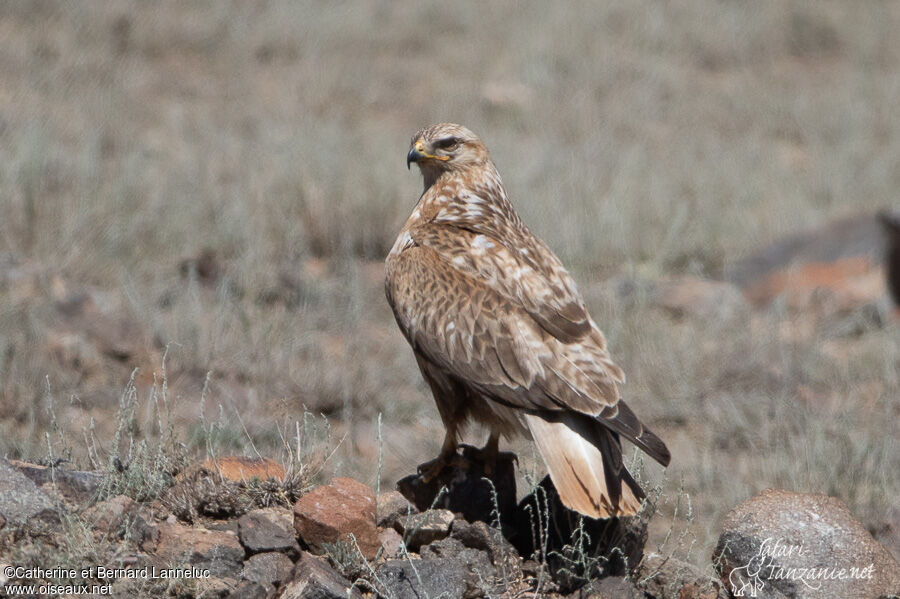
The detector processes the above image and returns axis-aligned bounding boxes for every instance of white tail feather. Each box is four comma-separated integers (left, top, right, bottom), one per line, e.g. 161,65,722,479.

525,413,642,519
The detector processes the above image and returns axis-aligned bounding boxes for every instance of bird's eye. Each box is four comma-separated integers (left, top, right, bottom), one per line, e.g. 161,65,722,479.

436,137,458,150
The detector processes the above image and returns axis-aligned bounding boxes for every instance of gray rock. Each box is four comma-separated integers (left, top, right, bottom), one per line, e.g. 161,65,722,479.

450,519,518,566
376,558,467,599
198,576,239,598
0,458,57,528
239,507,300,555
394,509,455,550
242,551,294,588
282,552,362,599
713,488,900,599
227,580,268,599
634,553,726,599
377,491,418,529
8,459,104,501
573,576,636,599
421,537,497,598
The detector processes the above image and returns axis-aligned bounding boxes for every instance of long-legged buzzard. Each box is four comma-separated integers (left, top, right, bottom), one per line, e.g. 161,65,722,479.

386,123,670,518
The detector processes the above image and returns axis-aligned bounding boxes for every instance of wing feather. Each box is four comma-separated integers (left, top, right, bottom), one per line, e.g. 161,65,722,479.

385,244,620,414
411,223,592,343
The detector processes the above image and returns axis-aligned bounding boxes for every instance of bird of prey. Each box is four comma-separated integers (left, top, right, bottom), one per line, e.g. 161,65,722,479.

385,123,670,518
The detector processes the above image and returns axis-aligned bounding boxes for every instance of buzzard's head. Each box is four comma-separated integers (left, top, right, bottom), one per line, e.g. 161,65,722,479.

407,123,490,177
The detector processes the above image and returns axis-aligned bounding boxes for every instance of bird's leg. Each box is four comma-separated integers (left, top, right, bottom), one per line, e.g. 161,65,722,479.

418,432,459,483
474,432,500,476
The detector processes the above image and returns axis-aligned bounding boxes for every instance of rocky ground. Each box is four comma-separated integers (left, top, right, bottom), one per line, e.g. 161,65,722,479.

1,211,899,599
1,448,898,599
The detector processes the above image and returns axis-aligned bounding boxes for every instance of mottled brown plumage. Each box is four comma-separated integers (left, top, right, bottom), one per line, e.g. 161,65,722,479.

386,123,670,518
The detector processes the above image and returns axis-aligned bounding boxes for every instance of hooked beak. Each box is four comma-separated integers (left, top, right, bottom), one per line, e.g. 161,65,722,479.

406,139,449,170
407,145,424,170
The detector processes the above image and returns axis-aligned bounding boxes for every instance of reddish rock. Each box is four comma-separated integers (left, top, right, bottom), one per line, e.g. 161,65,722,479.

200,456,285,482
85,495,136,532
727,213,883,288
379,527,404,559
154,521,245,577
743,255,884,310
293,477,380,560
724,211,898,315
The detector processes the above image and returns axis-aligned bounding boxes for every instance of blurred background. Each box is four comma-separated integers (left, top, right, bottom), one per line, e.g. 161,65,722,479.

0,1,897,564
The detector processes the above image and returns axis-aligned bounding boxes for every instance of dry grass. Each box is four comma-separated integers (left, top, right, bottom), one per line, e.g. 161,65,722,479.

0,0,897,567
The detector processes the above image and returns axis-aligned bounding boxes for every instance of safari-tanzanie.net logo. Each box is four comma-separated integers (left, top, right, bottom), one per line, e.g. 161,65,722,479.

727,537,876,597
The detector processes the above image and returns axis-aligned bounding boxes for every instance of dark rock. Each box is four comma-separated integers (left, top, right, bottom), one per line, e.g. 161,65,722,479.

450,519,518,566
394,509,454,551
713,488,900,599
421,537,497,598
194,576,239,598
154,521,245,577
397,444,517,535
0,458,57,529
239,507,300,555
228,580,268,599
376,558,467,599
724,212,895,315
634,553,726,599
8,459,104,501
514,475,646,591
569,575,635,599
242,551,294,589
293,477,380,560
726,213,883,288
377,490,418,529
126,511,158,548
282,552,363,599
880,208,900,306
